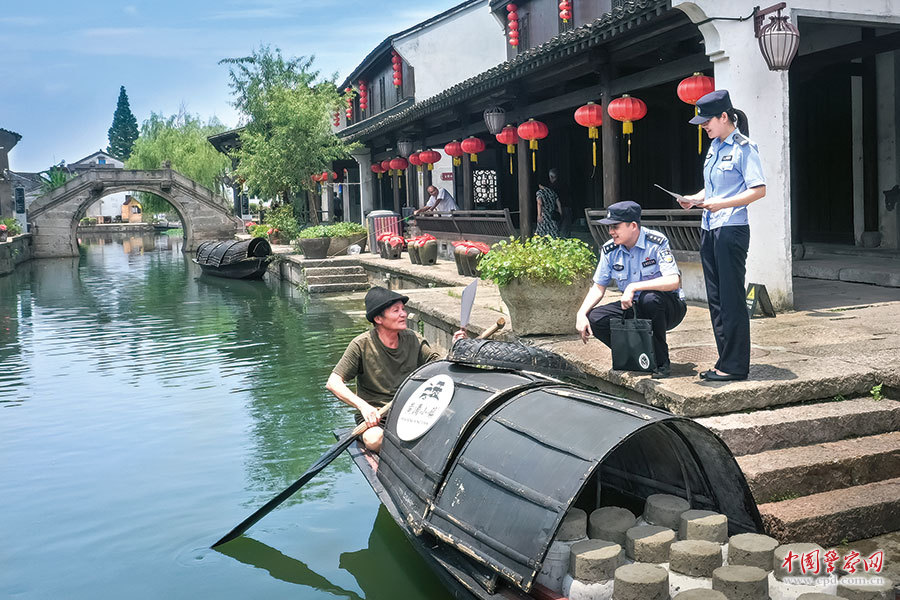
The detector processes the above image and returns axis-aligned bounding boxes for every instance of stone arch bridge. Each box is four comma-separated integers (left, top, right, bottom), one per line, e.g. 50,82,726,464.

28,168,242,258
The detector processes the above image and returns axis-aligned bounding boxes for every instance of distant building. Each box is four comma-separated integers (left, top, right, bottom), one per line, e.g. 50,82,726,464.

121,195,142,223
0,128,23,225
68,150,131,219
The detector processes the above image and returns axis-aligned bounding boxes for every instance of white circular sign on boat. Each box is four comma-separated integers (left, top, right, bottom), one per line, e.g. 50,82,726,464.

396,374,454,442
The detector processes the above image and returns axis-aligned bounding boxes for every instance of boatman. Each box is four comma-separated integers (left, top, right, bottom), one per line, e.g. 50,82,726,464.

574,201,687,379
327,287,465,452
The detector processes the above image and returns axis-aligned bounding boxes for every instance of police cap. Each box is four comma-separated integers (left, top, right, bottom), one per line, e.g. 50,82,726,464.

599,200,642,225
689,89,733,125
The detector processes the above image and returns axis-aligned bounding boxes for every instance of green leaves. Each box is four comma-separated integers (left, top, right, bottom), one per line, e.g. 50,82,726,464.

107,86,139,160
296,222,366,239
477,235,596,287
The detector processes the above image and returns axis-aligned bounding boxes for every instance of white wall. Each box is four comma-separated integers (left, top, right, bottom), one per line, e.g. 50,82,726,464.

392,0,506,102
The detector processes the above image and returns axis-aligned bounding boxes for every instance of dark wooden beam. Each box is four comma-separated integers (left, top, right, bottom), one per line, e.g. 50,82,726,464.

517,137,532,239
608,53,711,96
392,171,401,214
861,29,879,234
792,30,900,72
600,66,620,208
462,154,474,210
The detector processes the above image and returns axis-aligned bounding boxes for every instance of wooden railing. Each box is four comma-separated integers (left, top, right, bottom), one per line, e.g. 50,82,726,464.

414,209,516,245
585,208,703,260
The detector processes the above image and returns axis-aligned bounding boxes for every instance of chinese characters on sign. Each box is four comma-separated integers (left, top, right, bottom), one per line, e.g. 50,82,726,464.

395,374,454,441
781,549,884,575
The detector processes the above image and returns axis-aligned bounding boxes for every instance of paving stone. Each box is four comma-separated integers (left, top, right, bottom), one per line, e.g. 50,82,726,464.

680,510,729,543
625,525,676,563
712,565,769,600
837,576,895,599
590,506,637,546
727,533,780,570
558,507,588,541
570,539,623,583
773,543,825,581
612,563,669,600
670,540,724,577
644,494,691,529
796,593,849,599
674,590,728,600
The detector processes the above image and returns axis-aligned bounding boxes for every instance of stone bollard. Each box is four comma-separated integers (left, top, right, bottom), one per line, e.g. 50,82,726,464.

613,563,669,600
589,507,637,547
625,525,676,563
679,510,728,544
837,576,894,600
674,590,728,600
727,533,779,571
712,565,769,600
669,540,723,597
644,494,690,530
562,540,622,600
420,239,438,265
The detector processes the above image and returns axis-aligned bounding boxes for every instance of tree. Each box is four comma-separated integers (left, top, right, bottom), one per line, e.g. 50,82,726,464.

107,86,140,160
220,46,353,225
125,110,230,214
39,165,72,193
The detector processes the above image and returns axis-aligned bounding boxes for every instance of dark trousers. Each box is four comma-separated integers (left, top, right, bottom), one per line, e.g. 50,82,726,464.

588,291,687,367
700,225,751,376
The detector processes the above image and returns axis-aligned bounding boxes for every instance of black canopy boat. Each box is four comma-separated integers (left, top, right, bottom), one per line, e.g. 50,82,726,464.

193,238,272,280
340,339,764,600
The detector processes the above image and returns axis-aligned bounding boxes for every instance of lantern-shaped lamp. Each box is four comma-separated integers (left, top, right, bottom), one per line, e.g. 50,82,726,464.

408,151,422,173
756,7,800,71
460,137,486,163
444,141,464,167
397,139,414,157
483,106,506,135
677,73,715,154
574,102,604,167
495,125,520,175
517,118,549,172
418,149,441,171
607,95,647,164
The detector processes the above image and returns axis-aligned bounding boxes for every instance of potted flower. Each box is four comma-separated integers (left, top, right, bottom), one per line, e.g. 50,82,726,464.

478,236,596,335
325,222,368,255
296,225,330,259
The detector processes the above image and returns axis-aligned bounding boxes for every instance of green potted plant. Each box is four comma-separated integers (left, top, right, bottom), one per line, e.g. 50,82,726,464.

261,205,301,246
0,219,23,242
325,222,368,255
478,235,596,335
296,224,330,259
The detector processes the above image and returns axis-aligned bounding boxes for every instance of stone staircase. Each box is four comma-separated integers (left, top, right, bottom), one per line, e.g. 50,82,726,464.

696,398,900,547
304,265,370,294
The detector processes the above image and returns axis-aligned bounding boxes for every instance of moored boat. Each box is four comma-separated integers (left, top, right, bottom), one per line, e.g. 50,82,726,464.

193,238,272,280
344,339,764,599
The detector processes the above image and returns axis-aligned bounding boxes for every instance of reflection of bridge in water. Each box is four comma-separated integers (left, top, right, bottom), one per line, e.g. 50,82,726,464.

28,168,241,258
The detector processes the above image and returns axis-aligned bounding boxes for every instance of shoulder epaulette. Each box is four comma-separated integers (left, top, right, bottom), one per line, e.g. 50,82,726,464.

644,228,667,245
602,239,616,254
734,132,754,147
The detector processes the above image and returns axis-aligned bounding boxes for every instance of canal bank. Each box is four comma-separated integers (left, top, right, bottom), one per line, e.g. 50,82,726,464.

267,249,900,560
0,233,33,276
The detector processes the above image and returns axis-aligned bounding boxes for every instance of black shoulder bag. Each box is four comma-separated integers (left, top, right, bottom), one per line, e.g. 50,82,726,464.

609,305,656,372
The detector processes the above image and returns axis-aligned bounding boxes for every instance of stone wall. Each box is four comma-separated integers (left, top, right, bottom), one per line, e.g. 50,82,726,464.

0,234,34,276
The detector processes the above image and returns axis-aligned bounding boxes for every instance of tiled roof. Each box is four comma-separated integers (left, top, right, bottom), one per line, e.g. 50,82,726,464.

340,0,668,142
0,128,22,143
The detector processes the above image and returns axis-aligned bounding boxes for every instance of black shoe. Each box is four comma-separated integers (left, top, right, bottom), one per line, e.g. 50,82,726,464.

699,369,715,380
651,364,671,379
704,371,748,382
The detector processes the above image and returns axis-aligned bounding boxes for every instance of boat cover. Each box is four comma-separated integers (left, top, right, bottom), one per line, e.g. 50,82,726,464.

195,238,271,267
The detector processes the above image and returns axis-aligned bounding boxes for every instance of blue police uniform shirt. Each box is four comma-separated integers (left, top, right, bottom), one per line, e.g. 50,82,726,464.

592,227,683,299
702,129,766,230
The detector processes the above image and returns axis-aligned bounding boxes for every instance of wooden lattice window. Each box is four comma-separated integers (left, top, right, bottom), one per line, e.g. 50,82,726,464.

473,169,498,206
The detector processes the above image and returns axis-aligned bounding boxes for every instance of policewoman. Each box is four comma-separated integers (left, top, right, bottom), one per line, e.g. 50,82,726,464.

680,90,766,382
575,201,687,379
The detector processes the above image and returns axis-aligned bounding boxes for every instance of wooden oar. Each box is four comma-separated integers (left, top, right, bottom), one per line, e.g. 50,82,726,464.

211,317,506,548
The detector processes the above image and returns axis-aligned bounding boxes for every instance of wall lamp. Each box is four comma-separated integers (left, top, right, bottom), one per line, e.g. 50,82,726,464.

697,3,800,71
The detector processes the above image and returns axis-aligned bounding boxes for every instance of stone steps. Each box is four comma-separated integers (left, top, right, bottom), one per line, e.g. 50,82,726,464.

304,265,366,277
697,398,900,456
736,431,900,502
302,265,369,294
758,477,900,546
306,274,368,286
307,282,371,294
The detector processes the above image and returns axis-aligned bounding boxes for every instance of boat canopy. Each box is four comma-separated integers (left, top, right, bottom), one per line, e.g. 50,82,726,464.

378,358,762,594
195,238,271,267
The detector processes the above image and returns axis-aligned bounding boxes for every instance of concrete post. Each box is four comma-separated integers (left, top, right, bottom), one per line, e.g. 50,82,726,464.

351,149,374,220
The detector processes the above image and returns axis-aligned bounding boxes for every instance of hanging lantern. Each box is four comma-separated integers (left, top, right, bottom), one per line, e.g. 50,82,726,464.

391,50,403,88
332,111,341,127
607,94,647,164
517,118,549,172
397,139,414,157
677,73,715,154
460,136,486,163
417,149,441,171
756,8,800,71
559,0,572,23
408,151,423,173
483,106,506,135
495,125,520,175
444,140,464,167
390,157,408,189
574,102,604,167
507,3,519,47
381,159,392,176
371,164,384,179
358,80,368,114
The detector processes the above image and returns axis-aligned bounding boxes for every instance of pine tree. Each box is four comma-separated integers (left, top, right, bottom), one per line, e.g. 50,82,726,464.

107,86,139,160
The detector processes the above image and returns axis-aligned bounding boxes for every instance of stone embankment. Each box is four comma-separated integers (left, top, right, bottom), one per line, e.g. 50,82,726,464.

0,234,33,276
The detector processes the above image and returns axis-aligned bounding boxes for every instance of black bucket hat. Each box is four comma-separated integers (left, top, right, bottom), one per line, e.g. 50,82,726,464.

365,286,409,323
689,89,733,125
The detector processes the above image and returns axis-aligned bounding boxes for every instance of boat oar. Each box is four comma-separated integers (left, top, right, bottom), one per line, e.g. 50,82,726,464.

211,317,505,548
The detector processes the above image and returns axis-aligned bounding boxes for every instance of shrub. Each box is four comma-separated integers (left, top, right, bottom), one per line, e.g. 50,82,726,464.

297,222,366,239
477,235,596,287
261,205,300,241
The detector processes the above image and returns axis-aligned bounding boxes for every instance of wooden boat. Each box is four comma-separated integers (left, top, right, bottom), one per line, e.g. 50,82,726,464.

193,239,272,280
343,339,764,600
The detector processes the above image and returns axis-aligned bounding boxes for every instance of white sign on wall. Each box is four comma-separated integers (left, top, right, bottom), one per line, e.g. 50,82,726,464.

396,374,454,441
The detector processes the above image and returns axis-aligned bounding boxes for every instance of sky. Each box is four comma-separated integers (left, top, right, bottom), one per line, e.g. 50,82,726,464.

1,0,462,172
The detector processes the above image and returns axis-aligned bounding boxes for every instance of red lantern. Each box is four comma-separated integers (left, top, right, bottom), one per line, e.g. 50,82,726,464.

358,80,368,113
381,159,392,175
677,72,715,154
371,164,384,179
444,141,464,167
517,118,549,172
574,102,604,167
495,125,520,174
408,151,422,173
391,50,403,88
390,157,408,189
507,3,520,48
559,0,572,23
607,94,647,164
417,149,441,171
460,136,486,163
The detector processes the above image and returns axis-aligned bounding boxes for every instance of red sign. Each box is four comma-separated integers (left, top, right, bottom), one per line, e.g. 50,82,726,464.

440,172,454,181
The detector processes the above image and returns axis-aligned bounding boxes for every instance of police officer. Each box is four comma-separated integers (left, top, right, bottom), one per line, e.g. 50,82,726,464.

575,201,687,379
680,90,766,382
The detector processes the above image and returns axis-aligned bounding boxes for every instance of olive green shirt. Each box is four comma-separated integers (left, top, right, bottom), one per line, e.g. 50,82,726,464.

332,328,440,407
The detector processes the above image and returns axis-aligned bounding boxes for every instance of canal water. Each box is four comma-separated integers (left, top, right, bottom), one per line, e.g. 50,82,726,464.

0,233,452,600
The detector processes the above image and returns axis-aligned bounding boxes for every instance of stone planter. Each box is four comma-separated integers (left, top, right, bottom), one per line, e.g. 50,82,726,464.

297,237,330,259
329,234,367,256
420,239,438,265
0,232,7,243
499,277,591,336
